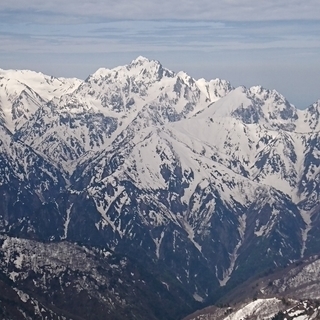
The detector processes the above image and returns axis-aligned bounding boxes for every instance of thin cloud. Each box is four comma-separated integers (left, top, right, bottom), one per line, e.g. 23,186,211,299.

1,20,319,54
2,0,320,22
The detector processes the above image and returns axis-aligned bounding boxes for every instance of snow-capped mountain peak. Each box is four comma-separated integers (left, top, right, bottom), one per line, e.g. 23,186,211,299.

1,57,320,320
0,68,82,131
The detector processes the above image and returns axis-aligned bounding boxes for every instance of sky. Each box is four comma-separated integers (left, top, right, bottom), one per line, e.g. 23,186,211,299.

0,0,319,108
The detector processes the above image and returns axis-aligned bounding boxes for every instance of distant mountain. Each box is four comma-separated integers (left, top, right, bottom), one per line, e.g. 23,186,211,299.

0,57,319,319
14,56,232,173
0,68,81,131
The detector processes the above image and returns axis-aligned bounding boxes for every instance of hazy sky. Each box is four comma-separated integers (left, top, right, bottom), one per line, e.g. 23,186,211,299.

1,1,319,108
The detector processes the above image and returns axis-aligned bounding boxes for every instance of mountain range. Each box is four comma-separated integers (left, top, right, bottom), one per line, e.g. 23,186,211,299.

0,57,319,319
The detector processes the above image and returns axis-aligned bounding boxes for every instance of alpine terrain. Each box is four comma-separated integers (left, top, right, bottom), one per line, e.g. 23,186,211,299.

0,57,319,319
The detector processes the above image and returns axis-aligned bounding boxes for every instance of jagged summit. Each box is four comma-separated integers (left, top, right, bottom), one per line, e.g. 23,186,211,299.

90,56,172,80
132,55,150,61
130,55,155,64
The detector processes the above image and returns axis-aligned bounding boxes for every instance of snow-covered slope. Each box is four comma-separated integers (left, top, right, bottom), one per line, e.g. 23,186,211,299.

0,122,65,198
184,298,320,320
69,114,307,295
0,68,81,131
0,122,66,241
